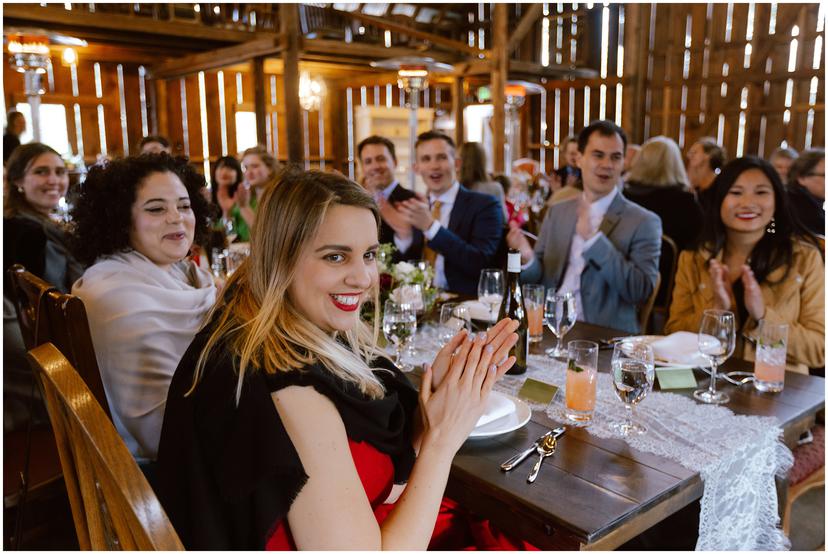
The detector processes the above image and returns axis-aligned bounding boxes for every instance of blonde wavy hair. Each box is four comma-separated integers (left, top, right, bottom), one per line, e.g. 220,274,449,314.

626,135,691,189
189,169,387,401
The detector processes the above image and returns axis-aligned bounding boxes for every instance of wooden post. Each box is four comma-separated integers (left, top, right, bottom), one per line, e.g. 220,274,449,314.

153,78,169,138
327,84,346,172
622,3,648,144
452,77,465,145
281,3,303,164
252,56,268,147
491,3,508,173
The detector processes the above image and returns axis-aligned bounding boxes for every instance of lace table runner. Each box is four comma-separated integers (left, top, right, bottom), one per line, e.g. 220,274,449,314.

401,325,793,551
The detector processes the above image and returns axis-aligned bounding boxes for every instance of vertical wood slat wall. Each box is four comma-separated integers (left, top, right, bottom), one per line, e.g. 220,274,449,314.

3,3,823,179
530,2,824,174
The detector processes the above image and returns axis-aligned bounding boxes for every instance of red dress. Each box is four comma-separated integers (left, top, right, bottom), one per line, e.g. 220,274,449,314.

265,440,537,551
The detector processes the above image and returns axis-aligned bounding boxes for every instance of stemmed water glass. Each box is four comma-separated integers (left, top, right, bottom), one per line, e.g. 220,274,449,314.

477,269,505,324
382,300,417,368
221,216,238,245
438,303,471,345
695,309,736,404
544,290,576,358
610,339,655,436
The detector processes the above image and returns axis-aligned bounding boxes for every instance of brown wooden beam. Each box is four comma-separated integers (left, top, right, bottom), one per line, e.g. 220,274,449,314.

332,8,489,58
153,79,169,138
507,4,543,56
622,3,647,144
252,57,268,147
3,4,270,43
281,3,303,164
452,76,465,145
464,58,598,80
491,4,507,172
149,36,284,79
302,38,460,65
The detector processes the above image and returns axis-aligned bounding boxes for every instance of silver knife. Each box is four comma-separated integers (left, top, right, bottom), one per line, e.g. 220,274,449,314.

500,427,566,471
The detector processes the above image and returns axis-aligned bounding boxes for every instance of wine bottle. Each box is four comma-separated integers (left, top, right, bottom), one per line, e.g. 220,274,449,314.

498,249,528,375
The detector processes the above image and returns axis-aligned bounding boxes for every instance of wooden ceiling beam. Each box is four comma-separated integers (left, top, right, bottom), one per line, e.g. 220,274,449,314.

3,4,271,43
460,58,598,80
507,4,543,56
149,35,284,79
302,38,462,65
331,8,489,57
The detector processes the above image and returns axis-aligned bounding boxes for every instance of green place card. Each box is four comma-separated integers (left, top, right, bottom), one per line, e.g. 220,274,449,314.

518,378,559,404
656,367,698,390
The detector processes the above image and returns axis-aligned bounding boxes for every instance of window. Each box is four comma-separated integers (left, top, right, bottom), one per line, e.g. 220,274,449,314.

16,103,72,158
235,111,258,154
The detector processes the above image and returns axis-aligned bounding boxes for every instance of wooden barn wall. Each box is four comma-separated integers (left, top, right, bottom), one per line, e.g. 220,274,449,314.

527,2,824,173
4,2,823,178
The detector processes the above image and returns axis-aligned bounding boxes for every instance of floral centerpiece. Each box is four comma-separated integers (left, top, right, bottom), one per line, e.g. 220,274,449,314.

363,244,437,323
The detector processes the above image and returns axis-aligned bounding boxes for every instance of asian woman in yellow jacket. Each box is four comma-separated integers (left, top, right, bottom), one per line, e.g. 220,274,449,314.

666,156,824,374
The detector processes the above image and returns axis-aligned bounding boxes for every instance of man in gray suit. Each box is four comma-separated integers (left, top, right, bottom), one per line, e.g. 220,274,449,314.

507,120,661,334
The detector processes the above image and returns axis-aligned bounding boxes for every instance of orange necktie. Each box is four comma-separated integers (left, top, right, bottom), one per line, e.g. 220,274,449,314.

422,200,442,267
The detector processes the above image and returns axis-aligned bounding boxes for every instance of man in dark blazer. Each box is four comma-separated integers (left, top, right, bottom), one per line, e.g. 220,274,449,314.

393,131,503,295
356,135,417,246
508,120,661,334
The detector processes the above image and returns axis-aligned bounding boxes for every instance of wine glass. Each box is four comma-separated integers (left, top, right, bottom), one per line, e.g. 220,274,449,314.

695,309,736,404
610,339,655,436
477,269,505,324
544,290,576,358
221,216,238,244
439,303,471,345
382,300,417,368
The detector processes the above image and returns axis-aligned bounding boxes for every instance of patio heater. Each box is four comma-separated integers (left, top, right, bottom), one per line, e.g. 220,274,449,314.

7,34,50,142
371,56,453,188
504,81,545,177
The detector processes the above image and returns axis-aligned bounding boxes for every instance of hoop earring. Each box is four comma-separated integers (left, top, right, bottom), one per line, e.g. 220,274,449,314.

16,186,23,193
766,217,776,234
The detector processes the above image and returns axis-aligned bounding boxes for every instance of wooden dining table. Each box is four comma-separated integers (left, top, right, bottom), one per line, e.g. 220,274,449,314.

439,321,825,550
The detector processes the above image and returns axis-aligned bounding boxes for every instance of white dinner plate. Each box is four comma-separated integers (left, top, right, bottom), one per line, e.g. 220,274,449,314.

614,334,711,368
468,392,531,438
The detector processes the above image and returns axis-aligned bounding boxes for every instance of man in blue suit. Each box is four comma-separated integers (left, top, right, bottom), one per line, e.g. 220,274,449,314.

392,131,503,295
507,121,661,334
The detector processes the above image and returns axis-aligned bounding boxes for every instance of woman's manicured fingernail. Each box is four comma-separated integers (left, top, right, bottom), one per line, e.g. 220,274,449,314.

489,364,497,373
485,344,494,354
479,332,487,342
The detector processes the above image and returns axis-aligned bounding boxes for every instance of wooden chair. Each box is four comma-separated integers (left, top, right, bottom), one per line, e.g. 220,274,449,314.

27,343,183,551
638,273,661,334
8,264,111,419
649,235,679,334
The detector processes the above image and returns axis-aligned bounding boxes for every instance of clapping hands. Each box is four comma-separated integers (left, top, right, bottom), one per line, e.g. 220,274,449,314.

708,260,766,321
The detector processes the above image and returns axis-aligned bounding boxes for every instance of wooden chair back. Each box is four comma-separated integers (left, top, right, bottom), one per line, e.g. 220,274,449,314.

27,343,183,551
7,264,111,420
7,264,55,349
655,235,679,309
638,273,661,335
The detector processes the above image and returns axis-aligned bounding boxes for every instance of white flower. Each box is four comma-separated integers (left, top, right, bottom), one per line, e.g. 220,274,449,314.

390,285,424,310
393,261,416,280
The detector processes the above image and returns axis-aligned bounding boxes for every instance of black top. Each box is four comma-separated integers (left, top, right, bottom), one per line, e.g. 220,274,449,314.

3,132,20,163
156,321,418,550
3,214,84,298
379,182,417,256
624,182,704,252
787,184,824,236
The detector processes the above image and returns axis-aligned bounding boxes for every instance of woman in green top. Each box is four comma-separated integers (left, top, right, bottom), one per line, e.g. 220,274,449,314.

233,146,281,242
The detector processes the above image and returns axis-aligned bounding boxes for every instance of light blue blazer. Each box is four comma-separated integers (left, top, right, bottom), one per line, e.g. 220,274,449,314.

521,192,662,333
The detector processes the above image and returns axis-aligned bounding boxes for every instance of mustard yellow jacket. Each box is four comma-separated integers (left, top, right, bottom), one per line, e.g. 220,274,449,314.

665,240,824,373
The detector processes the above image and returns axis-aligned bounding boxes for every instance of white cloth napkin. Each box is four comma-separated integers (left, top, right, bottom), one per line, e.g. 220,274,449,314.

650,331,710,367
475,392,516,428
460,300,496,322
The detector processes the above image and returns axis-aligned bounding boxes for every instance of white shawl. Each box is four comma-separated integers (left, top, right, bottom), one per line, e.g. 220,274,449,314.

72,250,216,461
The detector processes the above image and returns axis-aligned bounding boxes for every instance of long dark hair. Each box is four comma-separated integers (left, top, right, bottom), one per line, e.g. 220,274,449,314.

210,155,243,205
458,142,489,187
698,156,820,283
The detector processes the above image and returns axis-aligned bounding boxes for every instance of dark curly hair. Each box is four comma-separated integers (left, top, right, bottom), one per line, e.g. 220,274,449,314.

70,154,210,266
698,156,820,284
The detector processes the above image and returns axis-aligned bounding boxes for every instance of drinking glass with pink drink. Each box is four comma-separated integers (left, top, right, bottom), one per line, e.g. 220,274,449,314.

754,321,788,393
565,340,598,422
522,284,545,343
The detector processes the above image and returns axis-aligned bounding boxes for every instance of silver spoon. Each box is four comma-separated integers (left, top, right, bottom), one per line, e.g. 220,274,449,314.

527,434,557,483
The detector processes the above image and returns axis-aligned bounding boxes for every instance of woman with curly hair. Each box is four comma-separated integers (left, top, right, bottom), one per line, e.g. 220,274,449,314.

71,154,216,465
666,156,824,374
